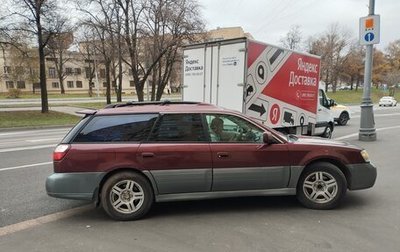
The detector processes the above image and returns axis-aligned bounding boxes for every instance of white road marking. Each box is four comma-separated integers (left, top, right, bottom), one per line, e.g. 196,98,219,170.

0,205,93,237
0,128,68,137
0,144,55,153
352,112,400,119
0,162,52,172
335,125,400,140
26,138,61,143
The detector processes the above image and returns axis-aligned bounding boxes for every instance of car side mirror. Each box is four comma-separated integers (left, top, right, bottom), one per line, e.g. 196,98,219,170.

263,131,274,145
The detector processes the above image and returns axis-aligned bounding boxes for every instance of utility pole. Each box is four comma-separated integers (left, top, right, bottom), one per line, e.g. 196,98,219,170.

359,0,378,141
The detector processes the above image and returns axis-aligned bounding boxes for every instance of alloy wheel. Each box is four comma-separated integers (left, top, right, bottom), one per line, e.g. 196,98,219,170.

110,180,145,214
302,171,338,204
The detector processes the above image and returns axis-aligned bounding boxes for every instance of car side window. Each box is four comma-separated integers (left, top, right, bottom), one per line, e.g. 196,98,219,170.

206,114,264,143
148,113,207,142
73,114,158,142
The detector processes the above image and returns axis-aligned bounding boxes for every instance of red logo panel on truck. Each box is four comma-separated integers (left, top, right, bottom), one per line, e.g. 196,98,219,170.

261,53,319,114
245,40,319,127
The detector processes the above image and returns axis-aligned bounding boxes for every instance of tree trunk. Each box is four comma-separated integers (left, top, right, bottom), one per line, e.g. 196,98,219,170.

151,67,157,101
350,76,354,90
58,51,65,94
105,61,111,104
116,56,123,102
136,84,144,101
37,17,48,113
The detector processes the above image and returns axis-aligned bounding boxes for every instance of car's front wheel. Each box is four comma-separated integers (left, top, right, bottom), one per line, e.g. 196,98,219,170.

297,162,347,209
338,112,349,126
101,172,154,221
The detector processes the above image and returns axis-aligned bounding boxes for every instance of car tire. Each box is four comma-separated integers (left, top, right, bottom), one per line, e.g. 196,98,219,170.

337,112,349,126
101,171,154,221
321,125,333,138
297,162,347,210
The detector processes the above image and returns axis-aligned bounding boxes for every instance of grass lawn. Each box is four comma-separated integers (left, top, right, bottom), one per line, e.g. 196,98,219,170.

0,111,81,128
71,102,107,109
326,88,400,105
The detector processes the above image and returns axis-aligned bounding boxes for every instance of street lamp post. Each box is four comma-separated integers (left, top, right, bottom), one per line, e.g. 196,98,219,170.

359,0,377,141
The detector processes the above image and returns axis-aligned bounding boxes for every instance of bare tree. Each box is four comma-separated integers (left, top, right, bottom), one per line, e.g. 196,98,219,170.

372,48,389,88
307,24,351,92
77,30,98,97
142,0,204,101
341,42,364,90
78,0,116,104
116,0,149,101
280,25,302,50
47,25,74,94
386,39,400,71
10,0,62,113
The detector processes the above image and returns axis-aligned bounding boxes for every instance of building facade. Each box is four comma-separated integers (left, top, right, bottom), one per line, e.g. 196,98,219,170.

0,27,252,95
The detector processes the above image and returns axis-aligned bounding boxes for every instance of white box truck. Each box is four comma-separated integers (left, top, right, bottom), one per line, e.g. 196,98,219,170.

182,38,335,138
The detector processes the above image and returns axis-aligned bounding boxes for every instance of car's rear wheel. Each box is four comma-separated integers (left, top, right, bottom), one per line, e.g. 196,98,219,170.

101,172,154,221
297,162,347,209
338,112,349,126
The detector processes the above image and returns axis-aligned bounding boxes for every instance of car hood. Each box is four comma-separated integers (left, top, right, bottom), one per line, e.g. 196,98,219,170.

332,104,348,110
291,135,359,149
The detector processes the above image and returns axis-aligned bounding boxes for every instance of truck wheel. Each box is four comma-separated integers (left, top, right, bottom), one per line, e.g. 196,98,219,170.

322,125,333,138
101,172,154,221
296,162,347,210
338,112,349,126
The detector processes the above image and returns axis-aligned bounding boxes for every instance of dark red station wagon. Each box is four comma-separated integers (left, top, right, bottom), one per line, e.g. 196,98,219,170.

46,101,377,220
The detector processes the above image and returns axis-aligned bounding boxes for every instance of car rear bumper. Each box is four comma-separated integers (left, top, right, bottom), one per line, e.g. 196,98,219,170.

46,172,106,201
347,163,377,190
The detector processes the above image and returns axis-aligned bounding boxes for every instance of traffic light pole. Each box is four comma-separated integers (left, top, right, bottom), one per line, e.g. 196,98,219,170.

359,0,377,141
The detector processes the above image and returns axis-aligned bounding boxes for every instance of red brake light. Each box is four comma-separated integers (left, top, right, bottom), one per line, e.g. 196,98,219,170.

53,144,70,161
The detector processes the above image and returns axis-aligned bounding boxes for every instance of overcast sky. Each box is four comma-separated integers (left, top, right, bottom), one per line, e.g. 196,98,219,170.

199,0,399,51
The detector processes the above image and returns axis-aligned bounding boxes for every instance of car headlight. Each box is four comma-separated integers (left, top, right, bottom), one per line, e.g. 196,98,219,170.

361,150,370,162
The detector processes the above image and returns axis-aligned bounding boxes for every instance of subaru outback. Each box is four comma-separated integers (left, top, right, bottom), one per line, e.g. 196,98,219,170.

46,101,377,220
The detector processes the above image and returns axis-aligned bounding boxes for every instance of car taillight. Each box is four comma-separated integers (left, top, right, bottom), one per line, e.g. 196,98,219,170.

53,144,70,161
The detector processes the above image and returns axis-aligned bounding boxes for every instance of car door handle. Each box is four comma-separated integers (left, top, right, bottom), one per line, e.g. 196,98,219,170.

141,152,155,158
217,152,229,158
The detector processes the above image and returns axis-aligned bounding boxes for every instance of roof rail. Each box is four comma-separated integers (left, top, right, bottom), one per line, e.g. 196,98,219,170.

104,100,200,109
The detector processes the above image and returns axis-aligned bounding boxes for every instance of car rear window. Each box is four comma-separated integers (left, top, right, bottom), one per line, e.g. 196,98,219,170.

61,116,92,144
73,114,158,142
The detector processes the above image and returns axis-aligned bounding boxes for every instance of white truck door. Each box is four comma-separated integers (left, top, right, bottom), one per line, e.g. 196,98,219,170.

213,42,246,112
315,89,334,136
183,47,207,102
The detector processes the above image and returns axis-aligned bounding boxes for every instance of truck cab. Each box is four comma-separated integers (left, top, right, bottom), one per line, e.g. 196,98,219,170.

313,87,335,138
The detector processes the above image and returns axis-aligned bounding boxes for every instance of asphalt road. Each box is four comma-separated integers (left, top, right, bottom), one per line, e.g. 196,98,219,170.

0,128,88,227
0,105,400,251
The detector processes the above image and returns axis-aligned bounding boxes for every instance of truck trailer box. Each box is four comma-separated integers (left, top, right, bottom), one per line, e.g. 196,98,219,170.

182,38,333,136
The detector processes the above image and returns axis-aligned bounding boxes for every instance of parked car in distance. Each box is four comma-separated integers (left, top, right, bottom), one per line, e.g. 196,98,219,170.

46,101,377,221
331,102,351,126
338,85,351,90
379,96,397,107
